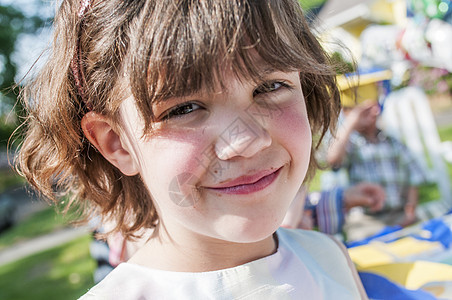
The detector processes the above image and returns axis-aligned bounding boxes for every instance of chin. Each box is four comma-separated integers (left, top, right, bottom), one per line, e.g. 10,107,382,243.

218,217,282,244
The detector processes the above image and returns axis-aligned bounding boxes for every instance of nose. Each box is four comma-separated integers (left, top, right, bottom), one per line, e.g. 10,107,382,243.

214,115,272,160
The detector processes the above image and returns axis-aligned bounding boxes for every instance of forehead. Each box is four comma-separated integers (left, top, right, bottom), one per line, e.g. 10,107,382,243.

127,1,315,97
128,51,297,113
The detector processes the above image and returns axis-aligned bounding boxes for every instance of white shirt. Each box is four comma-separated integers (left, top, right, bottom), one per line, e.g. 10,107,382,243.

80,228,362,299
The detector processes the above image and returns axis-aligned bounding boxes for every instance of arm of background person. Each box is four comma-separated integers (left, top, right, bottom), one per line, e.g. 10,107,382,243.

282,183,385,235
316,183,385,235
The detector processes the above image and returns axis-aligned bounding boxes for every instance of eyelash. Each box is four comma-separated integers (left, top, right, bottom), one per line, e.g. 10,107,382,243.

161,102,202,121
253,81,291,97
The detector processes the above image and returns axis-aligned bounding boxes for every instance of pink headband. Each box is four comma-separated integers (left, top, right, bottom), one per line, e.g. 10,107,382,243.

71,0,93,111
77,0,91,17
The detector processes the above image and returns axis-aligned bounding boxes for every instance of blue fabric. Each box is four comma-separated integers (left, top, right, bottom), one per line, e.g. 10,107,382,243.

347,217,452,249
412,218,452,249
347,225,402,248
359,272,436,300
316,187,345,235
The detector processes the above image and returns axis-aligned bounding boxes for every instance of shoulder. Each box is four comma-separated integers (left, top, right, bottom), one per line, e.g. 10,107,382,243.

276,228,365,299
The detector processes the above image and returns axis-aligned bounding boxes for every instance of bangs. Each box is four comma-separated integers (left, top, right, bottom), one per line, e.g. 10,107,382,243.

127,0,334,129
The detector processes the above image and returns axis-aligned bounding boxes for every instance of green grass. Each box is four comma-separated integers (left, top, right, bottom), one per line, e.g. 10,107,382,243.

0,206,76,251
438,124,452,183
417,124,452,203
0,235,96,300
439,125,452,141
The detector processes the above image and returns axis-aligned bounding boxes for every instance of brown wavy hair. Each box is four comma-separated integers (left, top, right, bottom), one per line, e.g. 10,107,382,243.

17,0,341,239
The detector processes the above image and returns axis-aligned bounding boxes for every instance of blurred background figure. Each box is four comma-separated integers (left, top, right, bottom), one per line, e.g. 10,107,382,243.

327,97,426,241
282,182,385,237
313,0,452,241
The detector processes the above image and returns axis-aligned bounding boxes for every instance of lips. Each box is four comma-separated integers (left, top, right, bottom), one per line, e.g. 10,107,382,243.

205,167,282,195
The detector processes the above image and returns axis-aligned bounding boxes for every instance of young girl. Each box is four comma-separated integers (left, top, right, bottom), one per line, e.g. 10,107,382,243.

17,0,366,298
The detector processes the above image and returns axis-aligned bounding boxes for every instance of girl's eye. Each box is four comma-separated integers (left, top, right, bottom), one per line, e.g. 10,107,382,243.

162,103,201,120
253,81,289,97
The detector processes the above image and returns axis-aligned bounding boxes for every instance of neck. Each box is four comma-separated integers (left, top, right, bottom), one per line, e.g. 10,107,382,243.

128,225,278,272
359,126,378,142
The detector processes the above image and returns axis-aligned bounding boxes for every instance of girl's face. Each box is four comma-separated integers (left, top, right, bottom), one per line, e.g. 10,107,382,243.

120,70,311,245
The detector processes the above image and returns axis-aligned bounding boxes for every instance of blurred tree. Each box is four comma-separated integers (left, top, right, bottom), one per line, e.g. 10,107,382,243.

0,4,49,147
331,51,356,74
299,0,327,10
299,0,327,19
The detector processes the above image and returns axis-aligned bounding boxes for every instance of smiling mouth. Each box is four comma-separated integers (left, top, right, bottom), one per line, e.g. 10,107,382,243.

206,167,282,195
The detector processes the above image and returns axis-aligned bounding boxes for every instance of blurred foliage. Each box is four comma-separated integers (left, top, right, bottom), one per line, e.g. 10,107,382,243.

299,0,328,23
299,0,327,10
409,66,452,96
0,3,50,147
331,52,356,75
0,115,17,149
0,170,24,193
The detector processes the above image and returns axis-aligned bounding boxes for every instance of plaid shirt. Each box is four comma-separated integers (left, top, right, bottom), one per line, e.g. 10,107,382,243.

342,130,426,210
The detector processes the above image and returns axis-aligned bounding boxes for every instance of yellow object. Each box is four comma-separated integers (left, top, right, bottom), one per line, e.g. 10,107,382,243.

383,236,443,258
371,0,408,26
348,237,443,268
348,242,395,268
361,261,452,290
337,69,392,107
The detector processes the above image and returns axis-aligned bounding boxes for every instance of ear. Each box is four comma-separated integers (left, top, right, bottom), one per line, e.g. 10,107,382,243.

81,112,139,176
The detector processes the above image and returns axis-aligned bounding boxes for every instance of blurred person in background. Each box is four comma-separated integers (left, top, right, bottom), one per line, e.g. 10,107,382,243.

327,99,426,241
282,183,385,236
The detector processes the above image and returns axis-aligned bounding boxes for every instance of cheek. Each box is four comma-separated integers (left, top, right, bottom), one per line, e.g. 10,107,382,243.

137,131,211,195
274,104,312,163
